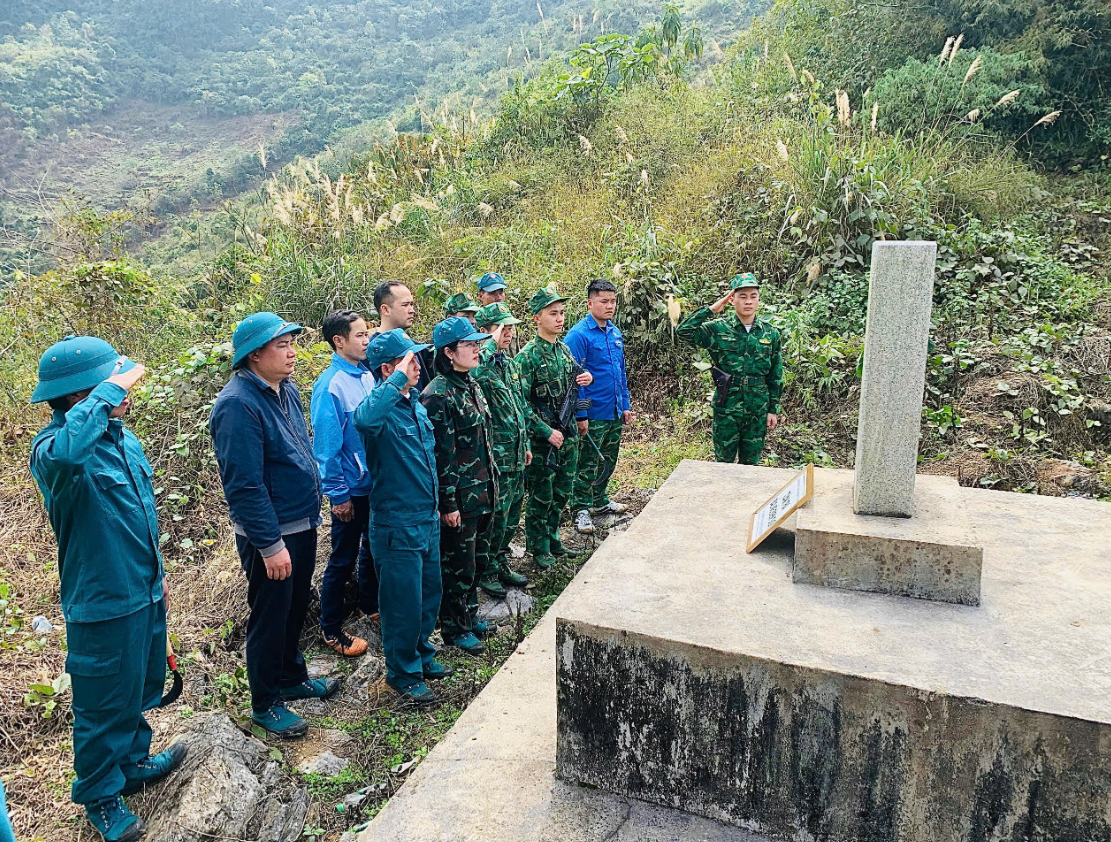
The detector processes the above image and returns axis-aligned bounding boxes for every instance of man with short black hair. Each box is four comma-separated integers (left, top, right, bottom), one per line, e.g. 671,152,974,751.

210,312,339,739
311,310,378,657
372,281,433,390
566,279,632,533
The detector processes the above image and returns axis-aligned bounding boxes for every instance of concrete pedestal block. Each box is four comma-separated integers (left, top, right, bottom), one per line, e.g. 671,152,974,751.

793,471,983,605
554,462,1111,842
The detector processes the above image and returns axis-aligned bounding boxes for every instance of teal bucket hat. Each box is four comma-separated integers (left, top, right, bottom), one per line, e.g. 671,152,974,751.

367,329,430,370
232,312,303,369
432,317,491,349
31,335,137,403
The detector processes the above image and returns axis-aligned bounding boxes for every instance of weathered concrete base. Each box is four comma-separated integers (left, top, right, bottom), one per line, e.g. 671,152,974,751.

793,471,983,605
556,462,1111,842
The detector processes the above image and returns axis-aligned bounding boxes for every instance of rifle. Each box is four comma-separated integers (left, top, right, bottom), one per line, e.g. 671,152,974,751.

537,362,592,469
710,366,733,408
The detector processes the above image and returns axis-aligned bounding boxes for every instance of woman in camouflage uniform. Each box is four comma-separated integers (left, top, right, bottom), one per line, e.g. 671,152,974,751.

421,317,498,655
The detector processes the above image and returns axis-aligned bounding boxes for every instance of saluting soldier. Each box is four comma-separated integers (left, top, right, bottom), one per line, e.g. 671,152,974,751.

421,317,498,655
676,273,783,465
30,336,186,842
515,287,593,568
472,302,531,596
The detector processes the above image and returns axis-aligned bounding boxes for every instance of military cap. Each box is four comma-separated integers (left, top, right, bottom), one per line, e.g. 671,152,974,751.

232,311,303,369
477,272,507,292
443,293,481,316
367,329,430,369
528,286,568,315
432,316,491,349
730,273,761,290
475,302,521,327
31,336,138,403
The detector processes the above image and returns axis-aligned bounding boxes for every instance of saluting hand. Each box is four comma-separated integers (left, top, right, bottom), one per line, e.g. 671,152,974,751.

107,362,147,392
263,547,292,581
400,351,420,388
709,291,734,315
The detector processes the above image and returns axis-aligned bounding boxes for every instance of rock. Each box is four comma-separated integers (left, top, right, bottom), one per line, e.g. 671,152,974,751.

340,654,385,702
504,588,534,616
321,728,354,746
307,653,337,678
477,588,534,622
141,713,308,842
298,750,350,776
508,543,525,559
476,597,511,621
346,615,384,655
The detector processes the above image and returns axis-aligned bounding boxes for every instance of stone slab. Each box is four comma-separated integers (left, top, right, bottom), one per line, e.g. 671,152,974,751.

555,462,1111,842
358,514,769,842
793,470,983,604
854,240,937,516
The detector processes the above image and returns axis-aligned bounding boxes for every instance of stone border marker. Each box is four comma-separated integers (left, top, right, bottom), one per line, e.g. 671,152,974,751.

853,240,937,517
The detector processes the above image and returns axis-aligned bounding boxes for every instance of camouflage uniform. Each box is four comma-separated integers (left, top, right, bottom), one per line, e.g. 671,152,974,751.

420,370,498,641
516,336,579,561
472,339,529,576
677,308,783,465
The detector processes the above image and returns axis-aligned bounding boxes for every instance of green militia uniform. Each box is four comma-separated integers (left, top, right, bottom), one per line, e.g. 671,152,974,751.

677,309,783,464
472,339,529,578
420,371,498,641
515,336,579,562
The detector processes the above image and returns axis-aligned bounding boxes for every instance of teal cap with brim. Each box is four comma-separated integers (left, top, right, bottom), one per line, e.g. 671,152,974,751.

367,329,430,370
31,335,137,403
433,316,492,349
231,312,303,369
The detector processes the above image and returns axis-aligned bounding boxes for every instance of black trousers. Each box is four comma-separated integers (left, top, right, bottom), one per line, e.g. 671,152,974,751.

236,528,316,713
319,495,378,636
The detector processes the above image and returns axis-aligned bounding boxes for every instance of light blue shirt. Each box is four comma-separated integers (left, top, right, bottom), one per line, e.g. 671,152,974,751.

311,353,376,504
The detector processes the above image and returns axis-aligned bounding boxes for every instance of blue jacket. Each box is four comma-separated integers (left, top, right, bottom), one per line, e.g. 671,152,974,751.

353,368,439,527
311,354,375,504
209,370,322,556
30,381,163,624
565,315,631,420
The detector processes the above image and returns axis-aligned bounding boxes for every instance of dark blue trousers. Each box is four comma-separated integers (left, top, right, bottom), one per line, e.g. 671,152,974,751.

370,516,442,689
236,528,315,713
319,495,378,637
67,599,165,805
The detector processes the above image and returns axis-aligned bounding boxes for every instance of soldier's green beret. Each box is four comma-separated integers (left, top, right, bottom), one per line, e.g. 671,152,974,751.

730,273,760,290
528,286,567,315
476,302,521,327
443,293,480,316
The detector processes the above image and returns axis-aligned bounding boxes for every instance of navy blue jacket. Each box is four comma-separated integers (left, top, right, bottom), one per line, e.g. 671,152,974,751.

210,370,322,555
354,368,438,527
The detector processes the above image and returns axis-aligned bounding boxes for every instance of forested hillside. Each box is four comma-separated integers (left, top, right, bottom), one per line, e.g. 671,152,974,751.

1,0,1109,839
0,0,761,274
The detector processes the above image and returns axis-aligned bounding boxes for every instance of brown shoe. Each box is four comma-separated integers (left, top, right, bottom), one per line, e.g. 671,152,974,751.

323,630,368,657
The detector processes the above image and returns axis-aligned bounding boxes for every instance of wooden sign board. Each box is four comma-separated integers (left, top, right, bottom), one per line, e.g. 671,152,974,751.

746,464,815,553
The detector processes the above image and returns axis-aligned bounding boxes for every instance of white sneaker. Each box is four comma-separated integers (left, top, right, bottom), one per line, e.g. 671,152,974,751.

592,500,627,515
574,510,595,534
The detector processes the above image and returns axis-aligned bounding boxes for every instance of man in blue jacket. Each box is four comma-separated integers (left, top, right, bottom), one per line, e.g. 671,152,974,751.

354,330,447,707
30,336,187,842
209,312,338,738
565,279,632,534
311,310,377,658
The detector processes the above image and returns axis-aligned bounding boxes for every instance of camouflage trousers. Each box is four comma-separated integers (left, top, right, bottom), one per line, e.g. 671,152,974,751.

712,407,767,465
571,419,623,512
487,468,525,566
524,438,579,556
438,511,494,641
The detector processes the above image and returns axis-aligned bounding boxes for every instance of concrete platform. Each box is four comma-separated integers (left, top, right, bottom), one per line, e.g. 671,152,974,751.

358,507,768,841
556,463,1111,841
793,471,983,605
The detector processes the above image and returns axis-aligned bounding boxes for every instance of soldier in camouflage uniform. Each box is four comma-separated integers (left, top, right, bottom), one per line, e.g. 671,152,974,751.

676,273,783,464
516,287,594,568
472,303,531,596
420,317,497,655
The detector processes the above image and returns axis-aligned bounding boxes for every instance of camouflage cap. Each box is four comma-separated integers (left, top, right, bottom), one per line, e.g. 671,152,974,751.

443,293,480,316
528,286,568,315
475,302,522,327
730,272,760,290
